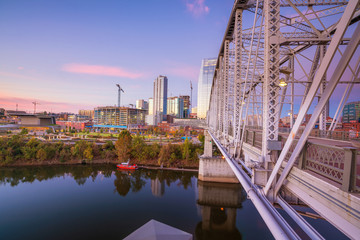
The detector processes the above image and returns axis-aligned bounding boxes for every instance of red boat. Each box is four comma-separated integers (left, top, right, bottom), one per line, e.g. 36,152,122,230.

117,160,138,170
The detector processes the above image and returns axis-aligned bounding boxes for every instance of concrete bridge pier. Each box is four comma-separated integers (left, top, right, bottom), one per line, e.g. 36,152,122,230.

196,181,244,239
199,132,239,183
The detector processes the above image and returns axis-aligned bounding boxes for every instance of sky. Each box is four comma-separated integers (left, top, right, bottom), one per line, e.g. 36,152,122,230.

0,0,359,117
0,0,233,113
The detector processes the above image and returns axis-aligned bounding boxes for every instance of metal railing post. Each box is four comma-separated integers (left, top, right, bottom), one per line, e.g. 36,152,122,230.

252,131,256,146
298,142,307,170
341,147,357,192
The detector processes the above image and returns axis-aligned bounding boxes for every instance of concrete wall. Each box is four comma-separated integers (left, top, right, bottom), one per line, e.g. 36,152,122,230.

21,116,40,125
199,156,239,183
39,118,54,126
173,118,206,128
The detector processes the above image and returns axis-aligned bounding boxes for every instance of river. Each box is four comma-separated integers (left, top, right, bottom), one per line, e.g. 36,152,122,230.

0,165,347,239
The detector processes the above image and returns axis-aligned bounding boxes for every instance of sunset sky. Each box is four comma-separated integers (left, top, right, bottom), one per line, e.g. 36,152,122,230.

0,0,359,116
0,0,233,113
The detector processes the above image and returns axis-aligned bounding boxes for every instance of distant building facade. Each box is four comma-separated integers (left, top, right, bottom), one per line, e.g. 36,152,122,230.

56,121,92,131
167,97,184,119
148,98,154,115
78,110,94,119
136,99,148,110
180,95,190,118
68,114,92,121
0,108,5,119
197,58,216,119
342,101,360,123
94,106,146,130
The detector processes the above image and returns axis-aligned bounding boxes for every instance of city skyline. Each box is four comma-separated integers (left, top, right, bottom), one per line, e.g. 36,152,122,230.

0,0,234,113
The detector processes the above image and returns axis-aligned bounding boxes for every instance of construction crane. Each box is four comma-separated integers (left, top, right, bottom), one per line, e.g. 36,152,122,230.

32,101,40,114
190,81,193,108
116,84,124,107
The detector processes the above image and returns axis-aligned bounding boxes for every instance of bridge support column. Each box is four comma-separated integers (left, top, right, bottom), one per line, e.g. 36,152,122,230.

204,131,213,157
199,156,239,183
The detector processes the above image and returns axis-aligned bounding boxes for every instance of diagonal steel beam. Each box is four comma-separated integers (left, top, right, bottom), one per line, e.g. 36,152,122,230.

263,0,359,195
274,19,360,196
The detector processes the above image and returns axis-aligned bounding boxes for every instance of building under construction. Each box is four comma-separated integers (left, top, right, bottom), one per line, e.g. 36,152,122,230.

93,106,146,130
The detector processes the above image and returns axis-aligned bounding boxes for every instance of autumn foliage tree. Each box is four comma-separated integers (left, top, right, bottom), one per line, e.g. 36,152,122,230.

115,130,132,162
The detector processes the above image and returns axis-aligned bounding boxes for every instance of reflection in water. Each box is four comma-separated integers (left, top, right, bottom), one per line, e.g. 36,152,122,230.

113,170,146,196
196,181,246,240
151,177,165,197
0,165,115,187
0,166,195,199
113,169,194,197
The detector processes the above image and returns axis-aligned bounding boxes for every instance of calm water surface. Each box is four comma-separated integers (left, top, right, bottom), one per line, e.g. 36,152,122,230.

0,165,347,239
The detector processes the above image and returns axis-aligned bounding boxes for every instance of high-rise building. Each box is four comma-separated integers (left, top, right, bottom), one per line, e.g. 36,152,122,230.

342,101,360,123
197,58,216,119
167,97,184,118
148,98,154,115
136,99,148,110
153,75,168,124
180,95,190,118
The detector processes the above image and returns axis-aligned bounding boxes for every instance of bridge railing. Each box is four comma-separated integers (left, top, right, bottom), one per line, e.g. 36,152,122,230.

241,128,262,149
242,127,359,192
294,141,359,192
278,127,360,141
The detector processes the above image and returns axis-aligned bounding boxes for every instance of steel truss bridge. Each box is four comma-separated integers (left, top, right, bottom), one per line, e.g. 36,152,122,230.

205,0,360,239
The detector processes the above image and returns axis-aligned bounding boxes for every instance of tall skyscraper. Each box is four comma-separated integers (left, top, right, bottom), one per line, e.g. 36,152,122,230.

197,58,217,119
153,75,168,124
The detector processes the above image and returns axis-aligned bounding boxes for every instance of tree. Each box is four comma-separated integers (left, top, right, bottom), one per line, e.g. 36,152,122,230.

182,138,191,161
71,140,88,159
83,146,93,162
59,147,71,162
20,128,28,135
158,144,170,166
115,130,132,162
36,148,47,161
21,146,37,160
131,135,146,161
198,133,205,146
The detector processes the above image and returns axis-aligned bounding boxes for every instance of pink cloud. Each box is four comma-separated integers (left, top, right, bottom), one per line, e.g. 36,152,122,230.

62,63,143,79
185,0,210,17
0,71,39,81
167,66,200,80
0,95,94,113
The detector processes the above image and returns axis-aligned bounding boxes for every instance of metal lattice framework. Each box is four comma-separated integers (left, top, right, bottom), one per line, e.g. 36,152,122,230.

207,0,360,239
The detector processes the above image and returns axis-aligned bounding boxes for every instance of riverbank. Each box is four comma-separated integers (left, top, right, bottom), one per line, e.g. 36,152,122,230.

2,157,200,171
139,165,198,172
0,133,202,169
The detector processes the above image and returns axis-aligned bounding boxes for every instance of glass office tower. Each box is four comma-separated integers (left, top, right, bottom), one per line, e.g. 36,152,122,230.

197,58,217,119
